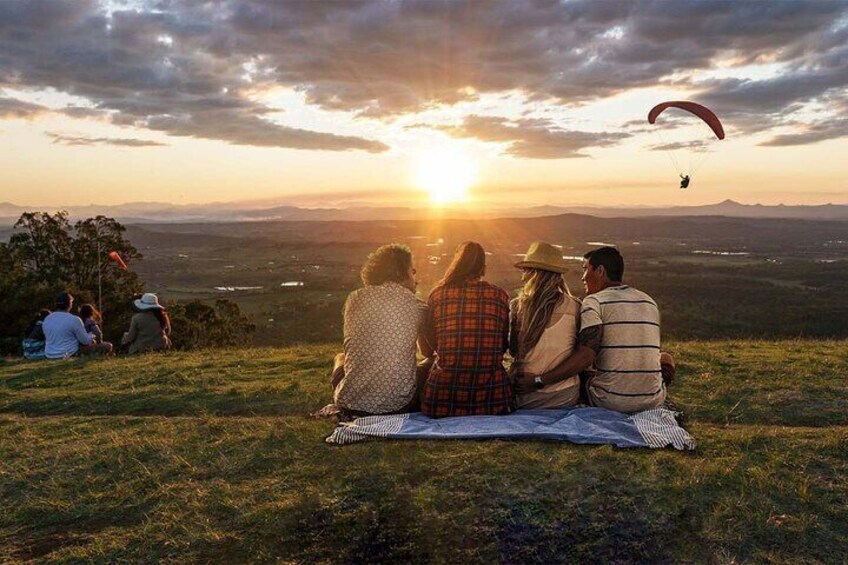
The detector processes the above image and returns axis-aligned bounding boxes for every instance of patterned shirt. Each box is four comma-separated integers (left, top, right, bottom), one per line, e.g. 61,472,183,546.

335,282,428,414
421,280,513,418
580,285,665,408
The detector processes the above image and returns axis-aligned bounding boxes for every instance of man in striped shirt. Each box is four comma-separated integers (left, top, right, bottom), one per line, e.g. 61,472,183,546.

514,246,674,413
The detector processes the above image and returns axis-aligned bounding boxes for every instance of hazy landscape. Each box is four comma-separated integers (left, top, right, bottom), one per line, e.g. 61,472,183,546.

24,209,838,346
4,199,848,224
3,0,848,562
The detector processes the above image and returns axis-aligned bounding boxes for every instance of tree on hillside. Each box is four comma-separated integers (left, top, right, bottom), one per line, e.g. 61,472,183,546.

0,241,41,354
71,216,143,310
2,211,258,354
8,212,74,283
0,212,144,353
167,299,256,350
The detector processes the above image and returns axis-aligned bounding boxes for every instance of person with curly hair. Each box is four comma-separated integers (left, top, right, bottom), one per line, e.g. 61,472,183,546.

329,243,429,417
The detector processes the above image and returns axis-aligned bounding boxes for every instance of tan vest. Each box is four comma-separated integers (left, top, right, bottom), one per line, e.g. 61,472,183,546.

517,295,581,409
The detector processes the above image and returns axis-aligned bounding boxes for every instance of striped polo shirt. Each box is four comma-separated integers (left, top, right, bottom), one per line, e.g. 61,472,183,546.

580,285,664,402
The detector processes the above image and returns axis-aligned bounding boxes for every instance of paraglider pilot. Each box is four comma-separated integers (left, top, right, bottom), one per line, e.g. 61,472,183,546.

679,174,690,189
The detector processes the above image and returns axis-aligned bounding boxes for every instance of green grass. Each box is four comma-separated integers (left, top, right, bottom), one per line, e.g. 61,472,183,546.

1,341,846,563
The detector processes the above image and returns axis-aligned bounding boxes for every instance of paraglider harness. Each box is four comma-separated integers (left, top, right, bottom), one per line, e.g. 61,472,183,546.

648,101,725,192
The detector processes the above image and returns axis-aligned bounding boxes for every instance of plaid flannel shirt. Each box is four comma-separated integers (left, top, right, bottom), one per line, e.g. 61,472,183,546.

421,280,514,418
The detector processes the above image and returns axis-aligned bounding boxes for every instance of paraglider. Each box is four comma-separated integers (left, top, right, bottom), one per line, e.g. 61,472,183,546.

648,101,724,189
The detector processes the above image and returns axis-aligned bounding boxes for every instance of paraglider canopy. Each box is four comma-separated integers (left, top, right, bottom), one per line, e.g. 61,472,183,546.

648,101,725,140
648,100,725,188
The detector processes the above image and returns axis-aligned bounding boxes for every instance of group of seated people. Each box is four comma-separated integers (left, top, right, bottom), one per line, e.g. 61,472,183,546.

22,292,172,360
329,242,675,419
21,242,673,418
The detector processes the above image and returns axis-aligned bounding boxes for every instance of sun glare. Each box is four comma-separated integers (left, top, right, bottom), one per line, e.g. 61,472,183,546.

413,148,476,204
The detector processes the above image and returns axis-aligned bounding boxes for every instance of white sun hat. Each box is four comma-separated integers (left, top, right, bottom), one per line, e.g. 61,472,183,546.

134,293,163,310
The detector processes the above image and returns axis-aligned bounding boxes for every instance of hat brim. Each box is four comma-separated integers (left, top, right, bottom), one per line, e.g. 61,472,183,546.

134,299,162,310
514,260,569,274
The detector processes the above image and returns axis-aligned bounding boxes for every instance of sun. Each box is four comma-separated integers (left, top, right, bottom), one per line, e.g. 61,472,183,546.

413,148,476,204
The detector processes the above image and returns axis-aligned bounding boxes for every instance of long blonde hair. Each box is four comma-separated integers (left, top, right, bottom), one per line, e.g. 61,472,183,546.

515,269,571,358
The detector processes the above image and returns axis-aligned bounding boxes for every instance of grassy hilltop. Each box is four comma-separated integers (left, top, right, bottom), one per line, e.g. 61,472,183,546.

1,341,846,563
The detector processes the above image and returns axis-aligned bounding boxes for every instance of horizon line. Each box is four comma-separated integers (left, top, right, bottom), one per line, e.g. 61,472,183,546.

3,198,848,213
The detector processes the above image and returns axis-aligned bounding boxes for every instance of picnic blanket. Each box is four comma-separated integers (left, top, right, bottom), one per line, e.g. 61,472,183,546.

326,406,695,450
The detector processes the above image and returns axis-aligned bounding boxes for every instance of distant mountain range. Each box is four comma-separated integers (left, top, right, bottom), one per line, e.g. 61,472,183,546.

2,198,847,224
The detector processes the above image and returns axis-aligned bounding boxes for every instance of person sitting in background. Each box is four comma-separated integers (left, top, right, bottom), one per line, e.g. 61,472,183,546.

22,309,51,360
330,244,429,417
78,303,113,354
510,242,582,409
43,292,111,358
514,247,674,413
420,241,514,418
121,293,172,354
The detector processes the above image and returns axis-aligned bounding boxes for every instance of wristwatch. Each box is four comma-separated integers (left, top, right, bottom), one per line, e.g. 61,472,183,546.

533,376,545,389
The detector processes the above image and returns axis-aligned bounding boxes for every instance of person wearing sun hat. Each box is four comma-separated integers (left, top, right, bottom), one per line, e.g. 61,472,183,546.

121,293,172,354
514,245,675,414
509,242,583,409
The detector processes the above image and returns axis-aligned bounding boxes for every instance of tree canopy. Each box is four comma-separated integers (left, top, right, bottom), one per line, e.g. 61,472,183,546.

0,212,143,353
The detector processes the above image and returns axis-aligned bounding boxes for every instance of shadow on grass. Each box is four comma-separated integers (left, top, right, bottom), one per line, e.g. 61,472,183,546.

2,414,846,563
0,346,338,417
0,385,324,417
13,501,157,561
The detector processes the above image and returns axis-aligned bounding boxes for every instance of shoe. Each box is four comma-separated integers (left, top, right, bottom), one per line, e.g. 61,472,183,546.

660,352,676,386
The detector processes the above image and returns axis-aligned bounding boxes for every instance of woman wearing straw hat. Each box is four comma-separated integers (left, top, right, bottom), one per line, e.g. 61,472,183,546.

509,241,582,409
121,293,172,354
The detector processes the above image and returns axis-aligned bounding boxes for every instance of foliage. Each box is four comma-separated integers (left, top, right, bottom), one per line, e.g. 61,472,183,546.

0,341,845,563
0,212,143,353
0,212,260,354
167,299,256,350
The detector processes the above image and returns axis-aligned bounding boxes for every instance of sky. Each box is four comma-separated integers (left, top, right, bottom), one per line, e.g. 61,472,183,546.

1,0,847,209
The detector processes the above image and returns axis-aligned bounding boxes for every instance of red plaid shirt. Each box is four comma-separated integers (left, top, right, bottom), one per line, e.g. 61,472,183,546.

421,280,514,418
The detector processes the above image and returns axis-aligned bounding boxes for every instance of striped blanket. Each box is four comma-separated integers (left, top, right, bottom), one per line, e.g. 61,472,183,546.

326,407,695,450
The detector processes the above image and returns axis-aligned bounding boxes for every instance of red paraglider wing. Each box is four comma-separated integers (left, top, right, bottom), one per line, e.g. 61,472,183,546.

648,101,725,140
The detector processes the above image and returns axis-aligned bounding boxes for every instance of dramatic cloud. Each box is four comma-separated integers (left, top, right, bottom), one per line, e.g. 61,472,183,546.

436,115,630,159
2,0,848,151
0,1,389,153
0,96,48,119
144,111,388,152
759,119,848,147
650,140,711,152
46,133,168,147
222,0,848,121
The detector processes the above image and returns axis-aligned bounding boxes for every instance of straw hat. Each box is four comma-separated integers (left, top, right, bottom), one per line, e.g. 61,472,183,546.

134,293,163,310
514,241,569,274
